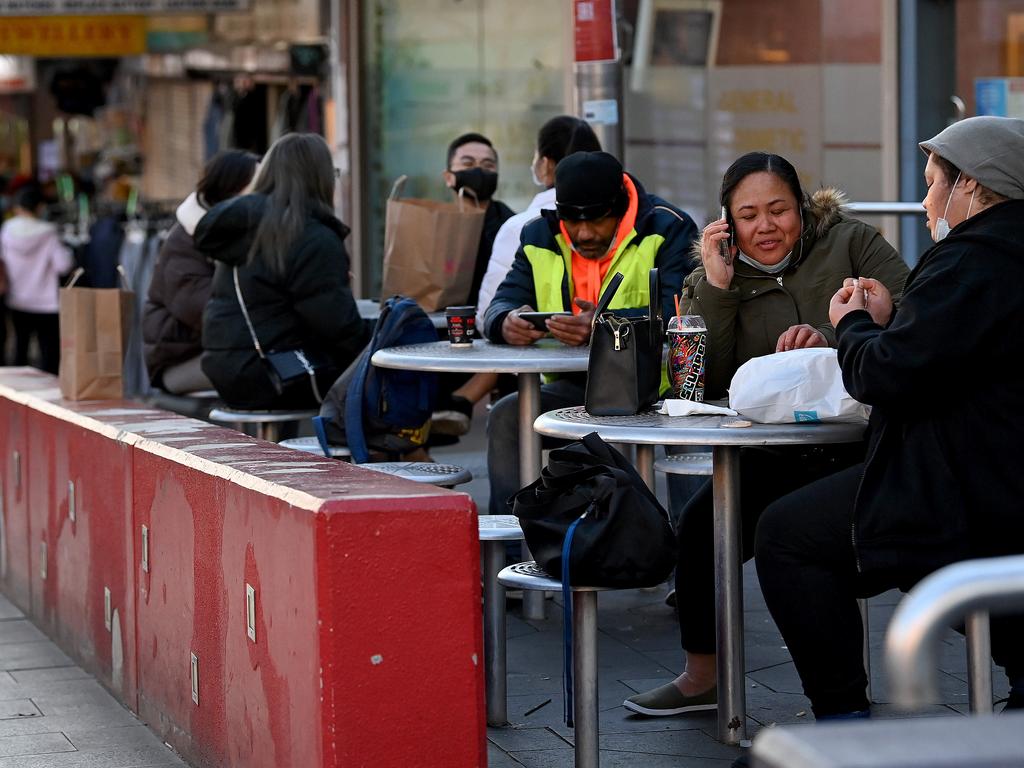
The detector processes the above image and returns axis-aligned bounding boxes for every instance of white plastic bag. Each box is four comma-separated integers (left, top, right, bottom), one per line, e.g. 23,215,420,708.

728,348,869,424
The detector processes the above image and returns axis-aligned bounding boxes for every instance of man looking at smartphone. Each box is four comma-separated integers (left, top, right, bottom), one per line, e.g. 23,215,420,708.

482,150,698,514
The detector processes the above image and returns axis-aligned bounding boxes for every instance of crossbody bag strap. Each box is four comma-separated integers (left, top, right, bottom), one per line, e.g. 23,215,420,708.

233,265,266,359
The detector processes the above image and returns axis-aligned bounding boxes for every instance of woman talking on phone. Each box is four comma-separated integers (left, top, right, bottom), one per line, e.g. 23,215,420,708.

624,152,909,718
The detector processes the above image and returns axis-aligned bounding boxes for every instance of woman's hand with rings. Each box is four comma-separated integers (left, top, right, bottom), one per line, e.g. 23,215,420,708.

701,216,735,290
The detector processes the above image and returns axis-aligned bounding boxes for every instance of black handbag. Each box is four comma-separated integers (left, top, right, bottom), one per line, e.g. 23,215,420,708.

584,268,664,416
512,432,675,725
233,266,328,403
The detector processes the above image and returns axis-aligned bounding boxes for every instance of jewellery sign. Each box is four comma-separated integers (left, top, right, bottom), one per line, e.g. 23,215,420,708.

0,0,248,13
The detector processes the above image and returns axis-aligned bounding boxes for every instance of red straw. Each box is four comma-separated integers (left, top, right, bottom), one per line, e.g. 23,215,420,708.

674,293,681,317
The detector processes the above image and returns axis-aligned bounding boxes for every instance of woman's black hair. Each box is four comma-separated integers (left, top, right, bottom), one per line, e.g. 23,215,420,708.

720,152,805,212
197,150,259,207
536,116,601,164
247,133,337,274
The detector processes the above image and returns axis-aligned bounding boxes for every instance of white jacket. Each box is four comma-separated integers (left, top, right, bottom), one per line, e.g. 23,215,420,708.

0,215,74,313
476,187,556,326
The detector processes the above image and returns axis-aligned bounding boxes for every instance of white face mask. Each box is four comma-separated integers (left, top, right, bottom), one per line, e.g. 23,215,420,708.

933,171,961,242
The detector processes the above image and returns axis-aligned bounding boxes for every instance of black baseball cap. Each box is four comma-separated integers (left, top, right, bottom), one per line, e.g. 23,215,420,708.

554,151,627,221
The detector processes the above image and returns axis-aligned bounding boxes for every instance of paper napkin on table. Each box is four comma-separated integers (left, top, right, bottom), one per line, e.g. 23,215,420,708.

659,399,738,417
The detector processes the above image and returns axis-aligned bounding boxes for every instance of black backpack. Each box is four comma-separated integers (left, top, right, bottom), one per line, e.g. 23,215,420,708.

319,297,438,462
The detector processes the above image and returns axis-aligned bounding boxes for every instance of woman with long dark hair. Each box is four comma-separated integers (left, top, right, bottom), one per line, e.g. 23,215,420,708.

624,151,910,719
196,133,367,409
143,149,259,393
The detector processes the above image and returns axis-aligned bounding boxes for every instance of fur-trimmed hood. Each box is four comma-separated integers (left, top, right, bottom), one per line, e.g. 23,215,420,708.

689,187,849,265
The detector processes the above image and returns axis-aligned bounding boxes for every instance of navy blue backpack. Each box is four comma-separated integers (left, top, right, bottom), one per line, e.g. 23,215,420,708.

319,296,438,463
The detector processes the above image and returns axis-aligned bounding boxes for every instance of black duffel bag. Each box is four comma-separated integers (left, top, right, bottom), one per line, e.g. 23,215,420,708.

512,431,675,588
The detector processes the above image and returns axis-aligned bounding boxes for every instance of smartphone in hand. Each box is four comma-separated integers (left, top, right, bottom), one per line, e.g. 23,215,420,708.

517,311,572,331
719,206,733,266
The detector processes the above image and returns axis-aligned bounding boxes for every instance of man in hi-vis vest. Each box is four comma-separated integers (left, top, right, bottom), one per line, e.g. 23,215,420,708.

483,151,698,515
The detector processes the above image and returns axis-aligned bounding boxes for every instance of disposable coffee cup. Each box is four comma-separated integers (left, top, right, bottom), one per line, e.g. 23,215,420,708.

667,315,707,401
445,306,476,347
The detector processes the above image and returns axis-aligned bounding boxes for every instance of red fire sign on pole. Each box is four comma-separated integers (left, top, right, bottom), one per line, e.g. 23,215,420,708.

573,0,618,64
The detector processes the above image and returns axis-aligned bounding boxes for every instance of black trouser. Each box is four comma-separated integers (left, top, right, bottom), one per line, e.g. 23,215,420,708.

755,463,1024,717
674,444,863,656
11,310,60,374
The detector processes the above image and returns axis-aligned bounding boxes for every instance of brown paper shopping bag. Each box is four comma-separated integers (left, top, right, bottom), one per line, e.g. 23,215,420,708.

381,176,485,311
58,268,135,400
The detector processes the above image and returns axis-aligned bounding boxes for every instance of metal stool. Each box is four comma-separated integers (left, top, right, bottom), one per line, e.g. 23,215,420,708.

362,461,471,489
498,562,613,768
208,407,318,442
278,436,352,460
478,515,525,726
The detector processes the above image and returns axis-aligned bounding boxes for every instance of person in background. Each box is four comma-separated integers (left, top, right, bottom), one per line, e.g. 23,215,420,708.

0,258,8,365
438,117,604,432
0,182,74,374
624,151,910,719
143,150,259,394
431,132,516,435
483,150,698,515
753,116,1024,731
196,133,368,409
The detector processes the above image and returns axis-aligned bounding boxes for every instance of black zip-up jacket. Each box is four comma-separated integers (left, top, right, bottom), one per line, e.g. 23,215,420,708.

195,193,368,409
837,199,1024,576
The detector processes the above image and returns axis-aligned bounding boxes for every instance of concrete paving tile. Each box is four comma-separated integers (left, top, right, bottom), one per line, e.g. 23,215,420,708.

0,744,182,768
487,741,525,768
0,712,143,740
0,731,75,758
600,728,741,760
64,725,174,752
7,668,93,686
0,698,41,720
510,746,734,767
0,621,48,646
487,725,571,752
0,643,74,671
0,598,22,621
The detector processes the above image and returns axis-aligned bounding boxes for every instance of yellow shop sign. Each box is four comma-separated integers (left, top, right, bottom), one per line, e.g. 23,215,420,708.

0,16,146,56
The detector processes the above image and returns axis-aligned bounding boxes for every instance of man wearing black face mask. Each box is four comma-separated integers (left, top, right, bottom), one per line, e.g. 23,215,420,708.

443,133,515,306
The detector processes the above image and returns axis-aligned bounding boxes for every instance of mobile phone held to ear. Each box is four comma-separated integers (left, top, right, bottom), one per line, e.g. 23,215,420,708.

719,206,733,266
517,311,572,331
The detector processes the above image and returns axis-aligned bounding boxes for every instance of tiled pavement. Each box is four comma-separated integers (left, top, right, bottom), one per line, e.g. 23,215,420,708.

0,399,1001,768
0,593,186,768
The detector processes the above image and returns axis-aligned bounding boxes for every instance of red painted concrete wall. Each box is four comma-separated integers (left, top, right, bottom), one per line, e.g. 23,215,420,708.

0,368,486,768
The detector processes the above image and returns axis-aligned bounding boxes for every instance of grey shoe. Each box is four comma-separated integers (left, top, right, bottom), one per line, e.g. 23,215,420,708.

623,682,717,716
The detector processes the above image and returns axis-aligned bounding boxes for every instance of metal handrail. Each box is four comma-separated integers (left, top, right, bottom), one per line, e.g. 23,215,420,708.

885,554,1024,708
847,202,925,215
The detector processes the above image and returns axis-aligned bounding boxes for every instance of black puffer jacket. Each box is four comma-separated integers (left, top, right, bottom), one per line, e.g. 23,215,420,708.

195,194,368,409
142,223,213,387
837,199,1024,577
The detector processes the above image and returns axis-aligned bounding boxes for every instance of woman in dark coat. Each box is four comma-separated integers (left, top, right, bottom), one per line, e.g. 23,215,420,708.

196,133,368,409
755,116,1024,724
143,150,258,393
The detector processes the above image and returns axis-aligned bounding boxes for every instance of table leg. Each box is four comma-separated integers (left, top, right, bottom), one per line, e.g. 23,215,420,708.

713,445,746,745
482,541,508,725
967,610,993,713
635,445,655,491
518,373,545,620
573,590,599,768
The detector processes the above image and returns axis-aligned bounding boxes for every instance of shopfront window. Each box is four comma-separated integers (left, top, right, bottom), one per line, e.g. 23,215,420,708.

621,0,888,227
959,0,1024,118
360,0,569,293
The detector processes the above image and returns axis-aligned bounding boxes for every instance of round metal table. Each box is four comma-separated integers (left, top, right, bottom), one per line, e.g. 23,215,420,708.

372,339,590,619
533,406,866,746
